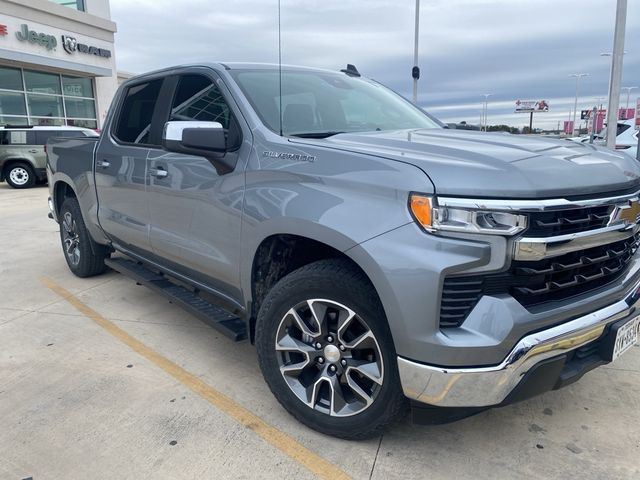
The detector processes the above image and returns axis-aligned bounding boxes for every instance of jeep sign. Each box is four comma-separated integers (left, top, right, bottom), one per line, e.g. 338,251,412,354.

16,24,57,50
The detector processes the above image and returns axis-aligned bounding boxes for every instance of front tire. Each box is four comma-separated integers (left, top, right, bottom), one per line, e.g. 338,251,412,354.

255,259,407,439
6,163,35,189
59,197,109,277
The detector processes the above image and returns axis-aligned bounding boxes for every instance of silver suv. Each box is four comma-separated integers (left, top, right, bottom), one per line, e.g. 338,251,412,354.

0,125,98,189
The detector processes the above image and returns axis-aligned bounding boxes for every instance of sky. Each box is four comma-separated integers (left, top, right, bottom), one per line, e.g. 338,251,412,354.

110,0,640,131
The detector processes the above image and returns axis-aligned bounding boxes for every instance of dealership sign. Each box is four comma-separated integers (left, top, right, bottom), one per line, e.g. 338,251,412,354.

15,23,111,58
16,23,57,50
515,100,549,113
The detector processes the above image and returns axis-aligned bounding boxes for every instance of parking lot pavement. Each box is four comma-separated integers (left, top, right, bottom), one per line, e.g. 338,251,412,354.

1,184,639,480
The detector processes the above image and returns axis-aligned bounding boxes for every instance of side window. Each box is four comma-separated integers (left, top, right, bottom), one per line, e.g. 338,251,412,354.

36,131,55,145
114,79,163,145
0,132,8,145
170,75,231,129
6,130,35,145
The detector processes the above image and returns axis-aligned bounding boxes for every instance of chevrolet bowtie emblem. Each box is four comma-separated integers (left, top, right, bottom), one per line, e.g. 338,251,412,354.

611,200,640,227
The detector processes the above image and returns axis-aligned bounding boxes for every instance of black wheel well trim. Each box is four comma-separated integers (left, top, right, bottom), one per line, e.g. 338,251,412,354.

248,233,382,344
53,180,77,217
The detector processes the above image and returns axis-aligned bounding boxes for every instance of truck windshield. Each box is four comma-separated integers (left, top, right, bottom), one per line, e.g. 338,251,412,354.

229,69,441,137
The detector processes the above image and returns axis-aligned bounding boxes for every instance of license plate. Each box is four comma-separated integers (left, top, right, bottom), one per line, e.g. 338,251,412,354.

612,316,640,362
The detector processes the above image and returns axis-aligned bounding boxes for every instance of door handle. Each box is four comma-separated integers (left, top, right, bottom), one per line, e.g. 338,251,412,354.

28,149,38,153
149,167,168,179
96,160,110,169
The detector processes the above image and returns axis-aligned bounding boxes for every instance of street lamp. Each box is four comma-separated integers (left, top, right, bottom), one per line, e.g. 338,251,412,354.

481,93,492,132
569,73,589,136
622,86,638,113
600,51,627,113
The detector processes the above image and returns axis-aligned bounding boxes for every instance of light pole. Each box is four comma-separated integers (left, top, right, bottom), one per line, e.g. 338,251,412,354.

412,0,420,104
482,93,492,132
600,51,627,114
605,0,627,149
569,73,589,136
622,86,637,115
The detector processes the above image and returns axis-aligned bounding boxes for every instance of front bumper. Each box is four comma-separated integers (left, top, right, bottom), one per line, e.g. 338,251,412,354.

399,277,640,408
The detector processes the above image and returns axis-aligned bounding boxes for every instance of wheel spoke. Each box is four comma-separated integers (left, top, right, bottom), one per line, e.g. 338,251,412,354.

280,359,310,376
345,374,374,406
327,373,348,415
336,307,357,345
276,332,316,355
348,360,383,385
306,300,327,335
287,308,320,338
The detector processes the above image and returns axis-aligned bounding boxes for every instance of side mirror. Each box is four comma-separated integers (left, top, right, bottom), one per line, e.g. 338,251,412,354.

162,121,227,155
162,121,237,173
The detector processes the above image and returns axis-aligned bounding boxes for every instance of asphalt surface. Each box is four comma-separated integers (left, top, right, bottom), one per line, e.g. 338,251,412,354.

1,184,639,480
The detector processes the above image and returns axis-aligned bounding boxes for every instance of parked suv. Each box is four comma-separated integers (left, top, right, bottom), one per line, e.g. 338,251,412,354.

0,125,98,189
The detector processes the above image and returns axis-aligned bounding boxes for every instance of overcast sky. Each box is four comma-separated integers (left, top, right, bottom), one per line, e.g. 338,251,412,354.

110,0,639,130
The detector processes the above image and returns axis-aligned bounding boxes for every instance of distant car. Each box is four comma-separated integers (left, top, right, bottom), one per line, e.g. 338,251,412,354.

569,119,638,159
0,125,98,189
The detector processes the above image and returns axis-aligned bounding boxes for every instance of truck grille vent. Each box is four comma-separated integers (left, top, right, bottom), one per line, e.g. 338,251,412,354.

439,278,484,328
439,232,639,329
525,205,613,237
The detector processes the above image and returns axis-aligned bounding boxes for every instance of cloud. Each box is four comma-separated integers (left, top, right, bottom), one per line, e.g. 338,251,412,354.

110,0,640,129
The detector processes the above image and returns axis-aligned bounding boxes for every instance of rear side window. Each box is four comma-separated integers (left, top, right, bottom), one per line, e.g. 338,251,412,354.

114,79,163,145
2,130,36,145
35,131,55,145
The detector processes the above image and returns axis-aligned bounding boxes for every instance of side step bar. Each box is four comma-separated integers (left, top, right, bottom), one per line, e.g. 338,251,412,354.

105,257,247,341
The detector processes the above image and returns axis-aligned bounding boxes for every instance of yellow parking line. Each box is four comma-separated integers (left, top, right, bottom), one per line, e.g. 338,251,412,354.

41,276,351,480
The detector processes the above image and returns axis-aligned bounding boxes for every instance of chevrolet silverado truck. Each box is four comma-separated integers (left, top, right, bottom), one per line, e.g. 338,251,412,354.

47,63,640,439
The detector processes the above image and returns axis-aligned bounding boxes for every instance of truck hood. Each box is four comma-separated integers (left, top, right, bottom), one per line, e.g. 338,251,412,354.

313,129,640,198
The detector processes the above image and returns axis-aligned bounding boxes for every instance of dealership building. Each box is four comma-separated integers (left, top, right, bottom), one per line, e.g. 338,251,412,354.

0,0,118,129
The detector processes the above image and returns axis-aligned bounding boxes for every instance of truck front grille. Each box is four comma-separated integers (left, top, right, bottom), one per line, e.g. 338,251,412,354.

439,232,640,329
525,205,613,237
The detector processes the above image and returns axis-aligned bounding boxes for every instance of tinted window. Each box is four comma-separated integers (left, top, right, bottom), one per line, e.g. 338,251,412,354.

35,131,55,145
0,67,23,91
115,79,163,145
170,75,231,129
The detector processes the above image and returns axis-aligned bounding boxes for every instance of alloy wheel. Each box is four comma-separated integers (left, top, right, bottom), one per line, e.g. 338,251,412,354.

275,298,384,417
62,211,81,266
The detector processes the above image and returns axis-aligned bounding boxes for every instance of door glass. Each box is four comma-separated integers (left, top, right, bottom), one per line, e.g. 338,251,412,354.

0,66,23,91
170,75,231,128
114,79,163,145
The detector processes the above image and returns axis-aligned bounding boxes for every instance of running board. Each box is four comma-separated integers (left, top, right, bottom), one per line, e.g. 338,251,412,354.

105,257,247,341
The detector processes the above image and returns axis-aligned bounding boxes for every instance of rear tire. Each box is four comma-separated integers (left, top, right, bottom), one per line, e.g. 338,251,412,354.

255,258,408,439
59,197,109,277
5,162,35,189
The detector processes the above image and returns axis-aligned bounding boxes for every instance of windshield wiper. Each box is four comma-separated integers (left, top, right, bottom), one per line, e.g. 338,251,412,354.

289,131,346,138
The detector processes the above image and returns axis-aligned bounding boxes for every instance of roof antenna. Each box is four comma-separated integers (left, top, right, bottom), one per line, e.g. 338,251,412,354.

278,0,283,136
340,64,361,77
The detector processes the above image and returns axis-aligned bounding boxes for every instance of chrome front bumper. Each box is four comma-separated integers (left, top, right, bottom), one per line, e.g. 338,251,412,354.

399,278,640,408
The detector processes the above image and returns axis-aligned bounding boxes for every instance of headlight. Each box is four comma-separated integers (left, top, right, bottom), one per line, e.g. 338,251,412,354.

409,194,527,236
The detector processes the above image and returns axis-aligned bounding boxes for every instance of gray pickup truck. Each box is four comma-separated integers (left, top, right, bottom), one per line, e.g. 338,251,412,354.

47,63,640,439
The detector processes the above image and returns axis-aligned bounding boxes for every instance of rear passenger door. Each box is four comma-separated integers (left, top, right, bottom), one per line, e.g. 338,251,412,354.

96,77,166,256
146,69,249,302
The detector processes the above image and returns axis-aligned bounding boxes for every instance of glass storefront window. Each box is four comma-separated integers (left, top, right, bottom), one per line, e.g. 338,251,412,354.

62,76,94,98
0,116,30,126
31,117,65,126
67,119,97,129
64,97,96,119
0,92,27,116
0,68,97,128
0,67,23,91
27,94,64,117
24,71,62,95
50,0,85,11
